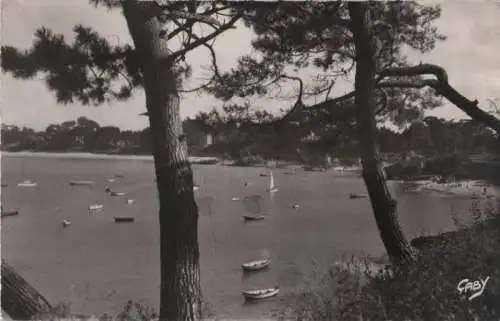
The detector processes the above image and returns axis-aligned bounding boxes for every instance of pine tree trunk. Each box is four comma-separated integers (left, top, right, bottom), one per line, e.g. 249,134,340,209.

1,260,52,320
122,2,202,321
348,2,416,266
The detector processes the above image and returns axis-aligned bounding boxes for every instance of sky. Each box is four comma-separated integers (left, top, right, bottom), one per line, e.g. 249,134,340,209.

1,0,500,131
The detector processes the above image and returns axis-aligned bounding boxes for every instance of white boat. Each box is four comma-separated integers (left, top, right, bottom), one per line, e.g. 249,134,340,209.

105,186,126,196
62,219,71,228
88,204,104,211
231,197,240,201
70,180,94,186
193,185,200,191
242,286,280,301
105,178,115,183
17,180,37,187
241,259,270,272
268,171,278,193
126,199,135,205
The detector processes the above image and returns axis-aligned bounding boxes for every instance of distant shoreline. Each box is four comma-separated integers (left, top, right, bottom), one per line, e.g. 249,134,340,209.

1,151,219,164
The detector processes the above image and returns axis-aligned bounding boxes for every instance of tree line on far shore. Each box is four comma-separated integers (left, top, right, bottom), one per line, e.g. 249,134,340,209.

2,112,499,164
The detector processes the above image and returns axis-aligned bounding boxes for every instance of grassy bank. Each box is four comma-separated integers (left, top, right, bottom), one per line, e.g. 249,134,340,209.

280,199,500,321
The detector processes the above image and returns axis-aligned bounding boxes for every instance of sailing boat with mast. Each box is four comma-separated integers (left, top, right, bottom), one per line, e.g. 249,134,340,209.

17,164,37,187
242,195,266,222
268,171,278,193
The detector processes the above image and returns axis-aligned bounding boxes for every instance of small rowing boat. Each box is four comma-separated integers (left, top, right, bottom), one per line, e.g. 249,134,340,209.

241,259,270,272
243,215,266,222
62,219,71,228
17,180,37,187
1,209,19,218
114,217,135,223
349,193,367,199
242,286,279,301
105,186,126,196
70,180,94,186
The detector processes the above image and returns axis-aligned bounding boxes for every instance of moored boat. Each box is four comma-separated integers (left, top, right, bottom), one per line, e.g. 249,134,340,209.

267,171,278,193
62,219,71,228
1,209,19,218
243,215,266,222
349,193,367,199
242,286,280,301
70,180,94,186
241,259,270,272
105,186,126,196
114,217,135,223
17,180,37,187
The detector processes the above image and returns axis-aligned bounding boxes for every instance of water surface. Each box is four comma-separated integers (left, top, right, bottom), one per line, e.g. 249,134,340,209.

1,155,496,318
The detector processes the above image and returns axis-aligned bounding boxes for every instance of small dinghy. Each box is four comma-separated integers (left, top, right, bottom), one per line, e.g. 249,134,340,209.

243,215,266,222
1,209,19,218
241,259,270,272
105,178,115,183
17,180,37,187
231,197,241,201
88,204,104,215
105,186,126,196
349,193,367,199
62,219,71,228
193,185,200,191
242,286,280,301
89,204,104,211
70,180,94,186
126,199,135,205
114,217,135,223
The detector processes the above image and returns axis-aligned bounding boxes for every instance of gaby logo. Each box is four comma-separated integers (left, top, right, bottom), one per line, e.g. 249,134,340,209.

457,277,490,301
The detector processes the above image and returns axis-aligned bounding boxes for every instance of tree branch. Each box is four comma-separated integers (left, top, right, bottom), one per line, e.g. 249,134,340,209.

169,19,222,93
169,11,242,62
379,63,500,133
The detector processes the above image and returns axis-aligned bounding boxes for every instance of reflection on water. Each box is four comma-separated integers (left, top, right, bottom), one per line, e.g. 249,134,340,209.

1,155,499,318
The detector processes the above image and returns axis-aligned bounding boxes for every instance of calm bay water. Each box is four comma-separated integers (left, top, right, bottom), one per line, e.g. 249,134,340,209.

1,154,497,318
